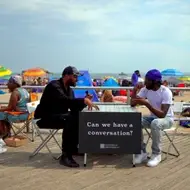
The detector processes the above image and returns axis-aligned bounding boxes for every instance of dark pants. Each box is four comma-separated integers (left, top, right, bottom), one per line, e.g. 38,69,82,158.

37,112,79,156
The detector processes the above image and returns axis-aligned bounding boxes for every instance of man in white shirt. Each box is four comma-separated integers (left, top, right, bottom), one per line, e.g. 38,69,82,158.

131,69,174,167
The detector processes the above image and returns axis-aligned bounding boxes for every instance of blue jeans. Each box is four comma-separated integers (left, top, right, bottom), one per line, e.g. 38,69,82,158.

0,112,29,122
142,116,173,155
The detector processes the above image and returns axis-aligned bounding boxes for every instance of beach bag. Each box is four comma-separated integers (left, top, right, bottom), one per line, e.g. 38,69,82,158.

180,120,190,128
180,107,190,128
181,107,190,117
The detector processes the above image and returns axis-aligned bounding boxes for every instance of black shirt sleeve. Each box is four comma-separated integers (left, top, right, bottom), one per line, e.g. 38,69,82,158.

35,80,87,119
50,81,85,109
70,89,87,112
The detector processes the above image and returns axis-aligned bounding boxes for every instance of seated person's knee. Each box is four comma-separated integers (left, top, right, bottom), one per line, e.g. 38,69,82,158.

150,119,161,129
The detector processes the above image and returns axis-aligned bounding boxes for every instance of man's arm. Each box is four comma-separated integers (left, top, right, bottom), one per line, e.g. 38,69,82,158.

146,88,172,118
49,82,85,109
130,87,147,106
146,104,170,118
70,89,86,111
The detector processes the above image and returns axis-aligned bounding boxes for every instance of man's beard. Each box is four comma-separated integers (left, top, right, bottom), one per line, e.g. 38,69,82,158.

68,81,76,87
146,84,154,90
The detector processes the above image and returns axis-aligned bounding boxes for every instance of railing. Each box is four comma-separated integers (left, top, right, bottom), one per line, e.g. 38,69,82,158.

0,86,190,105
1,85,190,91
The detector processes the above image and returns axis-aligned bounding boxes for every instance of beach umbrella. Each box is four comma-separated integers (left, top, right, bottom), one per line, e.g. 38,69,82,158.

161,69,183,77
0,66,12,77
23,68,46,77
179,76,190,81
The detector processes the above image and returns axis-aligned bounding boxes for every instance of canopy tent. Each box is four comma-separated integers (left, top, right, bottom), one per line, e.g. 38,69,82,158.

102,78,119,87
0,66,12,77
74,70,99,102
23,68,47,77
161,69,183,77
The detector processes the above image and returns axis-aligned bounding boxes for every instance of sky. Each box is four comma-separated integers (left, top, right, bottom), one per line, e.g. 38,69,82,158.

0,0,190,73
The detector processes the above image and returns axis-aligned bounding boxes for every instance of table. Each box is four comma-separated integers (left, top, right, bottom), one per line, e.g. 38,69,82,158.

80,103,141,167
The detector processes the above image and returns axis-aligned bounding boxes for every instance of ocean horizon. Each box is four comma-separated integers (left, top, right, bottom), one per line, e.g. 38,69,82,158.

13,72,190,79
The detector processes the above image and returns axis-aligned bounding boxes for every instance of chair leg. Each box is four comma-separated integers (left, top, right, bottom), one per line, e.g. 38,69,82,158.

162,131,180,159
10,121,35,142
144,127,180,160
30,130,59,159
51,130,62,150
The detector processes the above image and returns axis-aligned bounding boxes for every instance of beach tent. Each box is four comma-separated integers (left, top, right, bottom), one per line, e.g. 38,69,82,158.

102,78,119,87
74,70,99,102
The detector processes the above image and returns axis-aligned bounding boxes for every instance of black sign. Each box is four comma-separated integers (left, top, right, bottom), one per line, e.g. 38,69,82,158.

79,112,141,154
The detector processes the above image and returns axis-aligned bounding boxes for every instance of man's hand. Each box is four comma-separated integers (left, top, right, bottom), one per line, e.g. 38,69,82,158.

84,98,99,111
131,98,149,106
85,94,93,100
134,83,144,91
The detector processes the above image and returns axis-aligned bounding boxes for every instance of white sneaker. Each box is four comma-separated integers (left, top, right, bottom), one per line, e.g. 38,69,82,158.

147,154,161,167
134,151,148,164
0,138,6,147
0,147,7,154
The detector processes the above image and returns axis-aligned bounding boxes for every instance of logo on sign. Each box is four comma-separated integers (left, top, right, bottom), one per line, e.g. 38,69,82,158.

100,144,120,149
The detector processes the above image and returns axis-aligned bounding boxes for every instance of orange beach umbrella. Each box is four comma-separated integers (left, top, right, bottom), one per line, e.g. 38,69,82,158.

23,68,46,77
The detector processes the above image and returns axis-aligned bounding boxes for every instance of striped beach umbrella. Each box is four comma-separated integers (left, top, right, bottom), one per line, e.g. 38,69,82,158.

0,66,12,77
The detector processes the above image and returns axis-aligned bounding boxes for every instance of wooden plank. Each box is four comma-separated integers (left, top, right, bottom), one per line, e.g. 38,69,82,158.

0,130,190,190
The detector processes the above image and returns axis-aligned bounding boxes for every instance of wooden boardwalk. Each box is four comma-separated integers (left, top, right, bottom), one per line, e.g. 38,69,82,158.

1,128,190,190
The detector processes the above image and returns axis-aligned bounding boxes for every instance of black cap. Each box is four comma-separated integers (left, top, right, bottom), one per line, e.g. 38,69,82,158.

62,66,82,77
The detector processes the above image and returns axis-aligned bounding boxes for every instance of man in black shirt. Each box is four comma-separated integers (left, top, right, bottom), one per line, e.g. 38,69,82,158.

35,66,99,167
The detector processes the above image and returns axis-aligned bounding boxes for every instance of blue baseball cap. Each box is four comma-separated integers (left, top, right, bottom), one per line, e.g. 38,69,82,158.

145,69,162,81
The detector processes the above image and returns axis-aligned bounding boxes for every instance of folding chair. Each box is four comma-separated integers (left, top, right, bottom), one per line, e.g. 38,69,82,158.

6,93,39,142
6,111,33,141
144,102,186,160
28,103,67,159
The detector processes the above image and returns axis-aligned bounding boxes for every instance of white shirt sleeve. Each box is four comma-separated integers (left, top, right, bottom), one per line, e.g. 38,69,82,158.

162,88,173,105
137,87,147,98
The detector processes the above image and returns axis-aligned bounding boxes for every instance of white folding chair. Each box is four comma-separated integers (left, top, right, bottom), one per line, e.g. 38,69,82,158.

27,101,62,159
26,101,40,141
145,102,185,160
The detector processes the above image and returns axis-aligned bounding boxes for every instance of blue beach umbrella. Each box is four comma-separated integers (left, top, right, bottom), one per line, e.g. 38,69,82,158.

161,69,184,77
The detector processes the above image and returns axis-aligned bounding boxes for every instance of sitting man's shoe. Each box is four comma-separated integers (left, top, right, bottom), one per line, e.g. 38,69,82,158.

147,154,161,167
59,154,79,168
134,151,148,164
